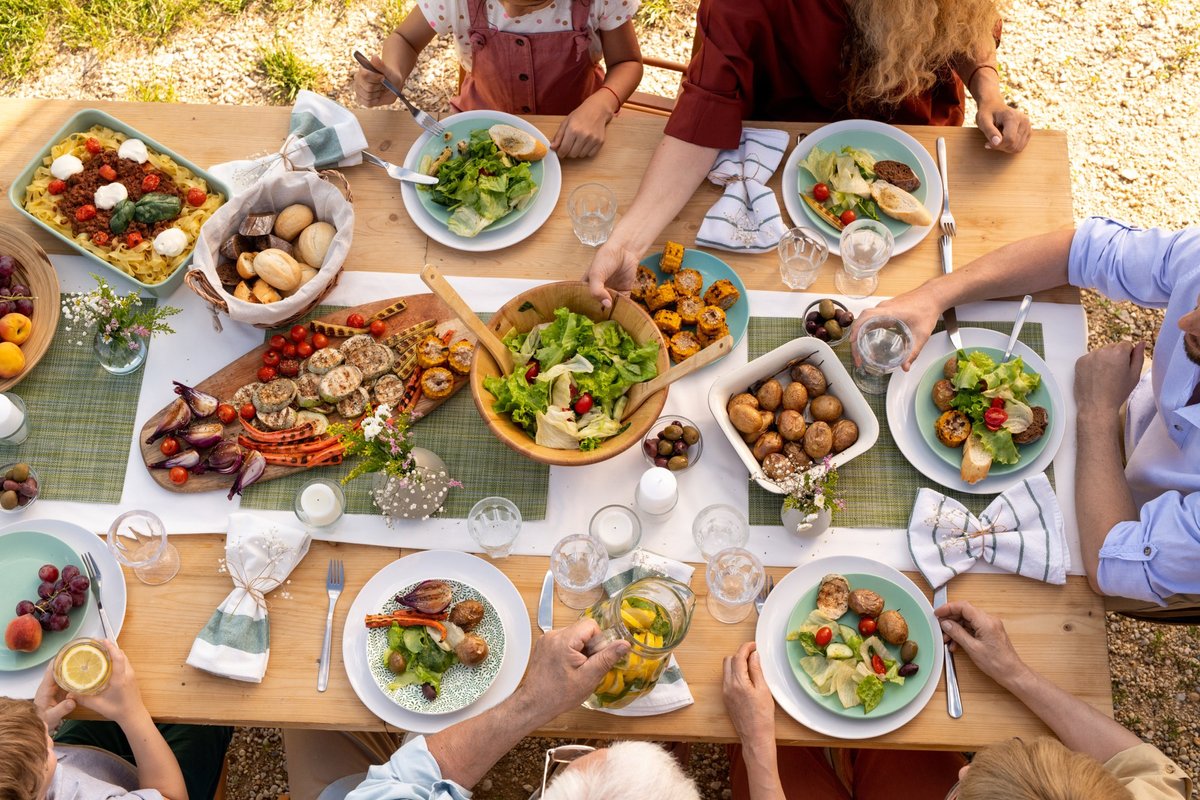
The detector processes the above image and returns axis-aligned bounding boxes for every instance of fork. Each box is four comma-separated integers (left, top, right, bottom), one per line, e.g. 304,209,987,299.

317,559,344,692
936,137,956,237
361,151,438,185
352,51,447,138
81,553,116,642
754,573,775,615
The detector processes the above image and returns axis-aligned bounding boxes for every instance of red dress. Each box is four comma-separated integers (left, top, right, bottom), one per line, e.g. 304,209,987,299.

664,0,968,149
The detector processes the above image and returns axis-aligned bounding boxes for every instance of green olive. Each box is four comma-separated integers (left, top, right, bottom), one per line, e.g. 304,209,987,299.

667,455,689,471
661,424,683,441
682,426,700,445
11,464,29,482
824,319,844,340
818,299,836,320
657,439,674,456
0,490,17,510
900,640,919,664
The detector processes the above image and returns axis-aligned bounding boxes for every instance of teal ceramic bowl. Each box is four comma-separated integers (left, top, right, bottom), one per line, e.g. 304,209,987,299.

7,108,232,297
784,572,934,719
914,346,1055,475
0,530,91,672
639,248,747,367
795,129,927,240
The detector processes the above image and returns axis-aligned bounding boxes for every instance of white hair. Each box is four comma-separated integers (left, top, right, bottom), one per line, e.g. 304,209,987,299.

541,741,700,800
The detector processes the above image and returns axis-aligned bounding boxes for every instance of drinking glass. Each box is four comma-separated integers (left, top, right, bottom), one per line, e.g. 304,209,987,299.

835,219,895,299
467,496,522,559
107,510,180,585
568,183,617,246
777,227,829,290
0,393,30,445
853,314,914,395
692,504,749,562
550,534,608,609
705,548,765,624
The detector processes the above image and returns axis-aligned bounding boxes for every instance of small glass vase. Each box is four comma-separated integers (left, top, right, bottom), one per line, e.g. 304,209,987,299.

370,447,453,524
93,330,149,375
781,504,832,537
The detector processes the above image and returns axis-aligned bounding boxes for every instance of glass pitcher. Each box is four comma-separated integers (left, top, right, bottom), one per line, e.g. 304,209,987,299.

581,576,696,710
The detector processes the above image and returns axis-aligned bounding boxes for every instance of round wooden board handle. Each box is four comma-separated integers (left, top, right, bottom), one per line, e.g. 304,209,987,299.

622,334,732,420
420,265,514,374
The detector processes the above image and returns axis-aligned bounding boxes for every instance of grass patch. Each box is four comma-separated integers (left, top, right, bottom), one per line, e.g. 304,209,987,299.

128,77,178,102
258,40,323,104
57,0,202,49
377,0,409,33
636,0,672,27
0,0,51,82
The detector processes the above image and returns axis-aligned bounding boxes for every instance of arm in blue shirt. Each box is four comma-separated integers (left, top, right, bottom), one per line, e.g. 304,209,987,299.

344,737,471,800
1068,217,1189,306
1097,489,1200,605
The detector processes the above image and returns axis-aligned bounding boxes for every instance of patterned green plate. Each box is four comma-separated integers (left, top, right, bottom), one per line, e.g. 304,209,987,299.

0,531,91,671
365,579,505,715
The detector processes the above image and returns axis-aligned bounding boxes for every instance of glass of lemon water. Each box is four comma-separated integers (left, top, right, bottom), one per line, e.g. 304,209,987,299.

54,638,112,695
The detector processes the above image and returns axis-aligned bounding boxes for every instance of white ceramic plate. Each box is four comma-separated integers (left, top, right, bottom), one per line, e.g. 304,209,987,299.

706,336,880,493
343,550,531,734
399,110,562,253
885,329,1066,494
756,555,943,739
780,119,941,257
0,518,127,698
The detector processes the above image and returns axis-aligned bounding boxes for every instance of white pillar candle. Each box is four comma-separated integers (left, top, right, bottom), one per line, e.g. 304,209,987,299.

0,394,23,439
635,467,678,516
590,505,641,556
300,482,342,526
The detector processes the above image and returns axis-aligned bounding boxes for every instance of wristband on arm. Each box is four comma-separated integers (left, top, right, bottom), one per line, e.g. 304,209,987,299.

598,85,622,116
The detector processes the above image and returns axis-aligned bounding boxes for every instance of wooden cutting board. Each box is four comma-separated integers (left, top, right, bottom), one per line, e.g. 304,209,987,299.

137,293,475,494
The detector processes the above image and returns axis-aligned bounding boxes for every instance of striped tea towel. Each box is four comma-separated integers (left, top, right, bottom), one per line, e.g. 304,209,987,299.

907,473,1069,590
210,90,368,195
598,549,694,717
186,513,312,682
695,128,790,254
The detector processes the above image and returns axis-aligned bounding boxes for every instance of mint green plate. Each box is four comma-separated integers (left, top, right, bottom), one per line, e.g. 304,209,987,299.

0,531,90,671
639,248,746,367
785,573,934,718
415,117,545,235
914,346,1055,475
795,129,927,239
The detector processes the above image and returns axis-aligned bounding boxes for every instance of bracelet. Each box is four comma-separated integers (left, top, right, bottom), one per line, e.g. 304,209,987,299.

966,64,999,90
598,86,622,116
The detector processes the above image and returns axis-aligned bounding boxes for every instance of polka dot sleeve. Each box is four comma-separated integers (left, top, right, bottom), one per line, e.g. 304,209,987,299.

594,0,640,30
417,0,463,37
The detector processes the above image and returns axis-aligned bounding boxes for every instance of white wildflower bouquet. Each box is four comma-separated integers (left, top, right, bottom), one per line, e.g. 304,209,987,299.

776,456,845,519
61,273,180,350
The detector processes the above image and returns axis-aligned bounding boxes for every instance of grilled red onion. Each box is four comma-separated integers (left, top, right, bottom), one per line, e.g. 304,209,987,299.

173,381,219,418
180,422,225,449
396,580,453,615
149,449,201,470
145,398,192,444
228,450,266,500
199,441,244,475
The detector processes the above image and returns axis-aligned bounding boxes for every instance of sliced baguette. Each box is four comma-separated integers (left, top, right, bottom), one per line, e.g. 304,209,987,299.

870,180,933,226
488,124,547,162
961,433,993,485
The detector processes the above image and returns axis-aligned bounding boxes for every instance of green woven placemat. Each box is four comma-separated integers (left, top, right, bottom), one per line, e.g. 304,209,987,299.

238,308,549,519
0,294,152,503
746,318,1055,528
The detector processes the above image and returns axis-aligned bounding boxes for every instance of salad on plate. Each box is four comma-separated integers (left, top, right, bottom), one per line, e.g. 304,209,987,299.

799,144,931,231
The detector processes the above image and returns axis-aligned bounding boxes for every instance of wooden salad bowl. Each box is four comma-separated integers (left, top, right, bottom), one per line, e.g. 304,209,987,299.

469,282,669,467
0,225,60,393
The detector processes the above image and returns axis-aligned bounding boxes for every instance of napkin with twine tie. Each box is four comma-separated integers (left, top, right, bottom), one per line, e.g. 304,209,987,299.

186,513,311,683
906,473,1070,590
695,128,791,254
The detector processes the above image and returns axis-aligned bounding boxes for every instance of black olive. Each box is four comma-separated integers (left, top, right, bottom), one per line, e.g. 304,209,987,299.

421,683,438,701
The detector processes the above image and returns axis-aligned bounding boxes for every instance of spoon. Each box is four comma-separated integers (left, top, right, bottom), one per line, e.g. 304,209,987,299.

621,335,733,421
420,265,514,375
1002,295,1033,362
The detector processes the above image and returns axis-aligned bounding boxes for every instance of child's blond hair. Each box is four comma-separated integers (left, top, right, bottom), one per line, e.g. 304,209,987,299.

0,697,50,800
959,737,1134,800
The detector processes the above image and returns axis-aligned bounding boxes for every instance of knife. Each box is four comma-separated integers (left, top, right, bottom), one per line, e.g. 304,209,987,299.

537,569,555,633
939,236,964,352
933,584,963,719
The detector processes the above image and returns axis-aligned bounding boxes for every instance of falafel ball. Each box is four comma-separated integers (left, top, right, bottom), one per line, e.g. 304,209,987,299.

449,599,485,631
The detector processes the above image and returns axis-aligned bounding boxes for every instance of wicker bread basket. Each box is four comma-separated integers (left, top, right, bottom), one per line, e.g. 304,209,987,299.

0,225,61,391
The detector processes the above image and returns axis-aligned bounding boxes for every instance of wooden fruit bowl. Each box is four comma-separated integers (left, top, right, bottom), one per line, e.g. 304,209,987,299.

0,225,60,392
469,282,669,467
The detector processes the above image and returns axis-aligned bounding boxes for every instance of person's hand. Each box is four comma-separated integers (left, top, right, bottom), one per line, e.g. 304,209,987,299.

34,663,76,731
849,292,944,370
514,618,630,721
935,601,1030,689
71,640,147,726
722,642,776,750
354,54,399,108
551,93,615,159
975,100,1031,154
1074,341,1145,415
584,238,640,310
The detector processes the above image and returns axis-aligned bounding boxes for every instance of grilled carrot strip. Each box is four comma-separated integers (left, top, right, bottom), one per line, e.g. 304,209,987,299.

440,329,455,345
261,448,344,467
364,616,448,636
238,436,339,454
238,418,317,443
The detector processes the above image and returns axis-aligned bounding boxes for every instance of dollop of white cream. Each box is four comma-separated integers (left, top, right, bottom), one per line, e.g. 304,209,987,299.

50,155,84,180
93,182,129,210
117,138,148,164
153,228,188,257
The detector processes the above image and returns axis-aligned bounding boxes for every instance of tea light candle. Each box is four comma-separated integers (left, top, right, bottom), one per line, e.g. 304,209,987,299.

590,505,641,556
295,479,344,528
635,467,678,517
0,394,25,439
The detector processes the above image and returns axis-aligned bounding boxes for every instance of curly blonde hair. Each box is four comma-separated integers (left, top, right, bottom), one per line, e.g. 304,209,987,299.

0,698,50,800
959,737,1134,800
845,0,1002,111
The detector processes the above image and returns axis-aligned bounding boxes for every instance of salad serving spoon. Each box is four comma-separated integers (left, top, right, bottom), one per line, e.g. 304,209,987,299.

420,264,514,375
1002,295,1034,363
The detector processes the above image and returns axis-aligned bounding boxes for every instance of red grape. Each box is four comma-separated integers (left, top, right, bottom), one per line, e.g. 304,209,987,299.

38,564,58,582
0,255,14,278
37,581,54,599
68,576,89,593
52,579,64,593
15,600,34,616
47,614,69,632
11,284,29,298
61,565,80,581
15,299,32,317
50,594,72,615
70,592,86,608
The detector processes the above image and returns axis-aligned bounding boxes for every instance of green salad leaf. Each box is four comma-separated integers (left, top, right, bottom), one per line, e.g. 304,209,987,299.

857,674,885,713
950,350,1042,462
795,630,823,657
973,421,1021,465
421,128,539,238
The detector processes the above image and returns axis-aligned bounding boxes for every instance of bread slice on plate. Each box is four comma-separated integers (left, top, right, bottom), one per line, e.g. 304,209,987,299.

873,160,921,192
870,180,933,226
961,433,993,485
489,124,547,162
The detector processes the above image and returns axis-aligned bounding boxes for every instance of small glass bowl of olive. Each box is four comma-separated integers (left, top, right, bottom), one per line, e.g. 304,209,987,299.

641,415,703,472
0,462,40,513
802,298,854,347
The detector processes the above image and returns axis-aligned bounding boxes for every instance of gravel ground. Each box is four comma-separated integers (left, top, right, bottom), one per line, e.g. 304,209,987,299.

5,0,1198,796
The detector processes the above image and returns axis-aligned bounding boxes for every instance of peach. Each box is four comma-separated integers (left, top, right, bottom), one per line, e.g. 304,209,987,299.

0,313,31,345
5,614,42,652
0,342,25,378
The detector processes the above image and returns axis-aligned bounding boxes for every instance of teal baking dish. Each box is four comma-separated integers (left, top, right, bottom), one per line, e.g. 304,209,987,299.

7,108,233,298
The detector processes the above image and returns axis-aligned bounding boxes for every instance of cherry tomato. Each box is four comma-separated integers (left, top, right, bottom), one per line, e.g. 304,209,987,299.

125,231,143,248
75,204,97,222
289,324,308,343
525,360,540,383
369,320,386,338
871,654,886,676
186,188,207,207
47,179,67,195
159,436,180,456
812,183,830,202
984,407,1008,431
257,366,277,383
268,334,287,351
573,392,594,415
84,137,102,154
91,231,110,246
217,403,237,424
239,403,256,421
169,466,189,485
98,164,117,182
815,626,833,648
281,342,298,359
840,209,857,226
296,341,314,359
279,358,301,378
346,313,366,329
858,617,877,636
262,350,281,368
311,332,329,349
990,397,1005,409
141,173,160,192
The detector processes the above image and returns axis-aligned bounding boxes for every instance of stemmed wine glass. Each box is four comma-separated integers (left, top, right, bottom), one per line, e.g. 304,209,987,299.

107,510,180,585
852,315,913,394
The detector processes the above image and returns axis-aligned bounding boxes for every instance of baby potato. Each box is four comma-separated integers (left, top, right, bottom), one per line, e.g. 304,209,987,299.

944,356,959,380
730,402,764,434
761,452,794,481
791,363,827,397
777,409,807,442
877,610,909,646
759,409,775,430
848,588,884,617
751,431,784,462
728,392,759,414
756,378,783,411
932,379,956,412
831,419,859,453
803,421,833,459
783,442,812,470
810,394,843,423
782,381,809,412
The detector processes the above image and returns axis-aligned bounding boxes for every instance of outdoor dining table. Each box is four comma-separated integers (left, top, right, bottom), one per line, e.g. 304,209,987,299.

0,98,1106,751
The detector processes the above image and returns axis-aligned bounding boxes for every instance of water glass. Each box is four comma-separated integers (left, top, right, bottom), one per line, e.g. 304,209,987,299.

692,504,749,562
107,510,180,585
467,496,522,559
835,219,895,299
853,314,914,395
550,534,608,609
0,393,30,445
777,227,829,290
706,548,765,624
568,183,617,246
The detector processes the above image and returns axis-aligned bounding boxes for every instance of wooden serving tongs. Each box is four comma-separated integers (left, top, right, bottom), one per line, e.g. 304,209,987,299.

621,334,733,421
420,264,514,375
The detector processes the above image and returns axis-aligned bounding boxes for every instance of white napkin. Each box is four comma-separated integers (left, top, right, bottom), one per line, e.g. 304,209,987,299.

186,513,312,683
597,550,694,717
694,128,791,254
907,473,1069,590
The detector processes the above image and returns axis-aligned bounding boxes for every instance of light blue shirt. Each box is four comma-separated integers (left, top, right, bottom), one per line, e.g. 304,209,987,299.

344,736,471,800
1068,217,1200,605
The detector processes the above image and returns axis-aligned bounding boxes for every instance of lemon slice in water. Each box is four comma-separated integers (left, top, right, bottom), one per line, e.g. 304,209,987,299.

59,642,110,693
